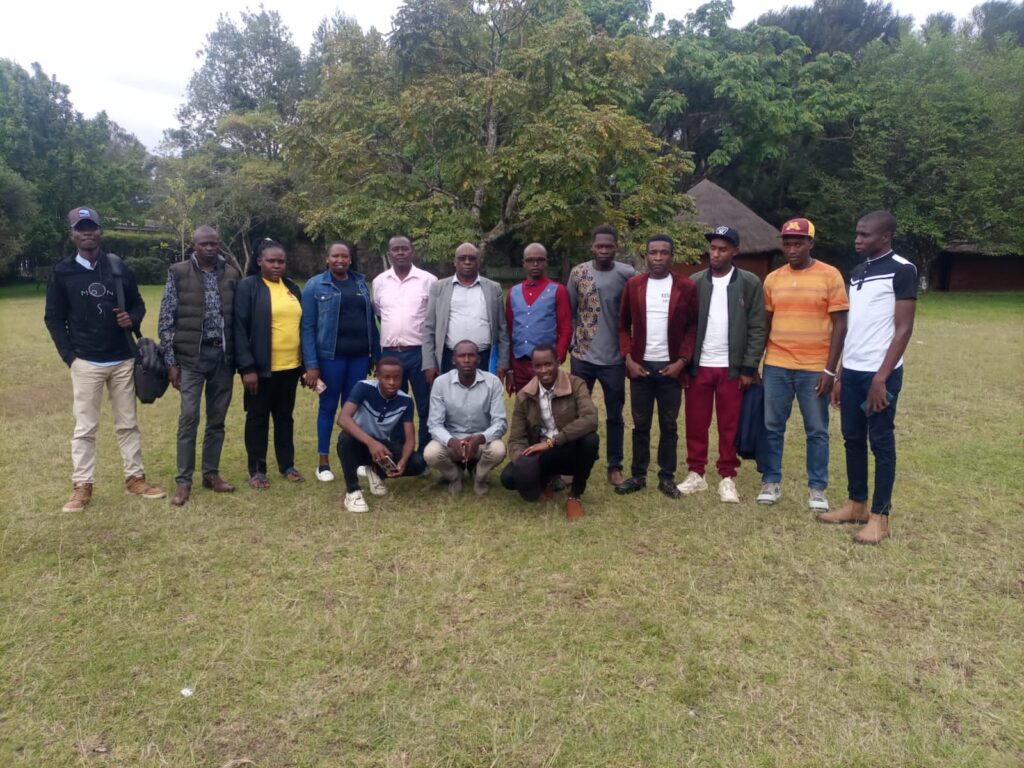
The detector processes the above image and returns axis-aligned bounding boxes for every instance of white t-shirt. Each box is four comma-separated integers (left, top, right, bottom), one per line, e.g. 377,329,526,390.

700,269,732,367
644,276,672,362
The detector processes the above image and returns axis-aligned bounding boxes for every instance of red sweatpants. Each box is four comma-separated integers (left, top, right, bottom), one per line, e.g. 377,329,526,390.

684,366,743,478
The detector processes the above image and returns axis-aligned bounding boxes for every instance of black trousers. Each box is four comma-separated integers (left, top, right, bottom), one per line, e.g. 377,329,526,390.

570,358,627,472
500,432,600,500
336,431,426,493
629,361,682,481
243,367,300,476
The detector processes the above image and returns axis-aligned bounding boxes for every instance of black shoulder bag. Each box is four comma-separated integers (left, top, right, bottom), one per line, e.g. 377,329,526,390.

108,254,169,404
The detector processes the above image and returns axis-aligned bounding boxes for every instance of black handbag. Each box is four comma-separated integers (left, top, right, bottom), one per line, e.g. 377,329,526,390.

108,254,170,404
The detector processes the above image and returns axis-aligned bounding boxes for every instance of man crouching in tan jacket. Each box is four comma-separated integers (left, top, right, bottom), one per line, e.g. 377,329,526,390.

500,344,599,520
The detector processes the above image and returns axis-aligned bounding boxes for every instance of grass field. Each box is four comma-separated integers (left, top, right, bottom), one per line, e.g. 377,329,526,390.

1,287,1021,767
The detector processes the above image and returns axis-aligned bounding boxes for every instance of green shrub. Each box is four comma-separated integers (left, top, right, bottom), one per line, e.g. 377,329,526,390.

124,255,170,285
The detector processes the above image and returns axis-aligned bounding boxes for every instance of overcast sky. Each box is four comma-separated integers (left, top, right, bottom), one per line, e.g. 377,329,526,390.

6,0,978,150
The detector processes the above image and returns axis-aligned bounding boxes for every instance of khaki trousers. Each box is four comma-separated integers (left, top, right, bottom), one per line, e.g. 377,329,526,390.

70,358,144,484
424,438,506,481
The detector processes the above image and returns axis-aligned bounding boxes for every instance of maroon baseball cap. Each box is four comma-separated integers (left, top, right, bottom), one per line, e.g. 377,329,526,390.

780,218,815,238
68,206,101,227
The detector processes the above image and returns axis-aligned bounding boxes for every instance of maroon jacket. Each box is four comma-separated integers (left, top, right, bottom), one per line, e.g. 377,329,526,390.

617,272,699,384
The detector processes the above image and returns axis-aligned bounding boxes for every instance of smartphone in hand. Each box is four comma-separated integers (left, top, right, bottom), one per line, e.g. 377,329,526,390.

861,391,894,414
376,454,399,474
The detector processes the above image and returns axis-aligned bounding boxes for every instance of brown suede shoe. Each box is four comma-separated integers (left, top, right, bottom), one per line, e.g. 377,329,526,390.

566,497,584,521
853,513,889,545
817,499,869,524
607,468,625,486
202,474,235,493
170,483,191,507
62,483,93,512
539,484,555,502
125,475,166,499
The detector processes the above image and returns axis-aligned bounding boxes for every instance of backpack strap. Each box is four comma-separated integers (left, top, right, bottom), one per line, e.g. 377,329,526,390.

107,253,140,355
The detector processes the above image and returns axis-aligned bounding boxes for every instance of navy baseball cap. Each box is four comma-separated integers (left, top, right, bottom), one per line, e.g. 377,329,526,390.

704,225,740,247
68,206,101,227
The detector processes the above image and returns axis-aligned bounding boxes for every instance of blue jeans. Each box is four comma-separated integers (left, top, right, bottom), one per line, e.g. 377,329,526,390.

570,358,626,472
761,365,831,489
384,346,431,452
840,366,904,514
317,355,370,455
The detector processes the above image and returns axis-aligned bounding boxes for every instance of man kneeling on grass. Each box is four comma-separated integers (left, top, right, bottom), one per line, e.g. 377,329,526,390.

501,344,599,520
336,357,426,513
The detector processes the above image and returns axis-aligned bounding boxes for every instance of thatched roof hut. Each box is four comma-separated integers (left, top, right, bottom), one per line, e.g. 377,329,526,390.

675,179,782,280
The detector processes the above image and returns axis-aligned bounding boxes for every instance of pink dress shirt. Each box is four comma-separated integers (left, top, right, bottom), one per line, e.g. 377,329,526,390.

372,265,437,348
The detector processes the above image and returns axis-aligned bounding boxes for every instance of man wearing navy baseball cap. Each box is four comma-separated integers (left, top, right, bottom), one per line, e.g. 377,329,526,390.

677,225,766,503
44,206,165,512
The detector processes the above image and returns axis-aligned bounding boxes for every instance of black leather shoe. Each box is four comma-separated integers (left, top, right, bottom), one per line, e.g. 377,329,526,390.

657,478,681,499
614,476,646,495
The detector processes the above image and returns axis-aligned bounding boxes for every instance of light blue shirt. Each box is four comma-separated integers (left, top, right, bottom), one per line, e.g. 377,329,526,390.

428,369,507,443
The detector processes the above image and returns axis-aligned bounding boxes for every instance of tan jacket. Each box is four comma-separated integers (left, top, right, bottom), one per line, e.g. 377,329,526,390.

508,370,598,462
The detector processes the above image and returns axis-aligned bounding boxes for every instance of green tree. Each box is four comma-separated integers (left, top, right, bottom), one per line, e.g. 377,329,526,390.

649,1,860,189
169,8,304,150
0,161,39,273
796,31,1024,278
0,60,152,274
289,0,697,267
756,0,903,56
160,8,306,271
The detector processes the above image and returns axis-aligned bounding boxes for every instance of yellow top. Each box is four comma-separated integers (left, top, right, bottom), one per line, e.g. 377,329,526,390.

264,278,302,371
763,261,849,371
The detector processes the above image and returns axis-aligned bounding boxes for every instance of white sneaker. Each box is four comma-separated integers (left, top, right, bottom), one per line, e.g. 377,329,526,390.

756,482,782,505
808,488,829,512
344,490,369,513
365,467,387,496
718,477,740,503
315,465,335,482
357,465,368,478
677,471,708,495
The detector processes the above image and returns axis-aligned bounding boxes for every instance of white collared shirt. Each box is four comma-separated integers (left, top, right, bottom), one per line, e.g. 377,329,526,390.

445,275,491,350
539,385,558,439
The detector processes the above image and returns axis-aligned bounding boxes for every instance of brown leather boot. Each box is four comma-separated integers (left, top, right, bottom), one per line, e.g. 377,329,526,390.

817,499,869,524
202,474,235,493
853,513,889,545
170,483,191,507
125,474,166,499
566,497,584,521
62,483,93,512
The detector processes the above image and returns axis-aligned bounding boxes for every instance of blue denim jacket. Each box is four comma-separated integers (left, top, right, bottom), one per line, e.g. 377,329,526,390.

300,269,380,369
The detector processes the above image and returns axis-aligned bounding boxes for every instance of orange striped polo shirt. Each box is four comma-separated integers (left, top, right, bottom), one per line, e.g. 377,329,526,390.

763,260,849,370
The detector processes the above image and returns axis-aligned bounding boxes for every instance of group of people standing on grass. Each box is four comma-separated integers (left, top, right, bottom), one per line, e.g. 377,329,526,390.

44,204,916,544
